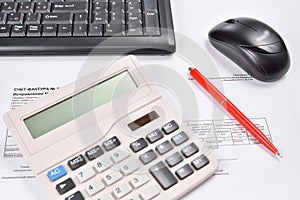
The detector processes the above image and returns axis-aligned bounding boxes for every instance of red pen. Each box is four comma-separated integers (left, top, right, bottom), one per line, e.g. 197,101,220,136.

189,67,282,159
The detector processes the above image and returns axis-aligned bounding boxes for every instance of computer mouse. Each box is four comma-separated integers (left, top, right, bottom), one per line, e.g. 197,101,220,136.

208,17,290,82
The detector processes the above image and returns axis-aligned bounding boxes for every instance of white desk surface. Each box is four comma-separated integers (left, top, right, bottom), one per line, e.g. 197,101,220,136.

0,0,299,199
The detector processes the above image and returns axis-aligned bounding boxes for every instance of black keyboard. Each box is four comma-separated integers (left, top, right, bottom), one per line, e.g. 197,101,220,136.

0,0,175,55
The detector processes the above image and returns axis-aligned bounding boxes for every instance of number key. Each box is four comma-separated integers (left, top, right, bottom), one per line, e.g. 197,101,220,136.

112,183,132,199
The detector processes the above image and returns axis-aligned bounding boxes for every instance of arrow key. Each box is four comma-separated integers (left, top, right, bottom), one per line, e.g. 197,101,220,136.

56,178,76,195
65,191,84,200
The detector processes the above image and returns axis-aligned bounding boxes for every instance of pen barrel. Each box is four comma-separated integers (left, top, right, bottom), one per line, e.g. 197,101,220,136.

190,68,278,155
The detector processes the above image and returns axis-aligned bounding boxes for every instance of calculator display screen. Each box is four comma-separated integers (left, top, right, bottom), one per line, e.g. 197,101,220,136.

24,71,137,139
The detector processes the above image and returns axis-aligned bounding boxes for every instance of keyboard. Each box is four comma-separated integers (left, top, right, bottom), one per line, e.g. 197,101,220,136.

0,0,175,55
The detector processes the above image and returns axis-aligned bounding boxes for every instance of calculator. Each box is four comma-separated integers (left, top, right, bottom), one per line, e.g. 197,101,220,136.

3,55,218,200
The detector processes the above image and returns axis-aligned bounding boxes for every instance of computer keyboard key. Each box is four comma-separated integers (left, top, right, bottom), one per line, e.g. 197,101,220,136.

93,12,108,24
25,13,41,24
109,12,125,24
1,2,17,13
142,0,158,12
104,23,125,36
11,24,26,37
56,178,76,195
191,155,210,170
149,161,178,190
73,24,87,36
58,24,72,37
65,191,84,200
42,13,73,24
0,13,7,24
88,23,103,36
127,12,142,23
26,24,42,37
143,11,160,36
7,12,24,24
175,164,194,180
109,0,125,12
181,143,199,158
74,13,88,24
93,1,108,13
126,1,141,13
42,24,57,36
35,2,51,13
18,2,34,13
52,2,88,13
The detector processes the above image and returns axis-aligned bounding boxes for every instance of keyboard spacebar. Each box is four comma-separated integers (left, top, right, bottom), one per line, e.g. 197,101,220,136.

42,13,73,24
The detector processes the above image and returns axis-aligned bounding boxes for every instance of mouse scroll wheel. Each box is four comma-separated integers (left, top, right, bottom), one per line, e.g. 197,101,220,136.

225,19,240,23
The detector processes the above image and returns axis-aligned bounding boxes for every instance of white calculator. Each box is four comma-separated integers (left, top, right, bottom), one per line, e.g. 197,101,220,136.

4,56,218,200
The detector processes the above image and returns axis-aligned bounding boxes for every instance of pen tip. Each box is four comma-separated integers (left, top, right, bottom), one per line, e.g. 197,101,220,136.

188,67,193,71
276,152,283,160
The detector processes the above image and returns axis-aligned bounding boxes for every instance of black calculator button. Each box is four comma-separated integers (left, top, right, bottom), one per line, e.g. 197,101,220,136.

162,120,179,135
155,140,173,155
149,161,178,190
85,145,104,161
165,152,183,167
181,143,199,158
65,191,84,200
175,164,194,180
171,131,189,146
56,178,75,195
192,155,210,170
146,129,163,143
102,136,121,151
130,138,148,153
68,155,87,171
139,149,157,165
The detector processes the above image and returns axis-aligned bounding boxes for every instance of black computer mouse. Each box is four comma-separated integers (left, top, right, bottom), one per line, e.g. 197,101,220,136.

208,17,290,82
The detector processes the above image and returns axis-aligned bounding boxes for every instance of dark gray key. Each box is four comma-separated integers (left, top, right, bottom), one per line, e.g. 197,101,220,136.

130,138,148,153
175,164,194,180
42,13,73,24
26,24,42,37
162,120,179,135
67,154,86,170
109,12,125,24
171,131,189,146
139,149,157,165
7,13,24,24
93,12,108,24
0,24,11,37
85,145,103,161
191,155,209,170
104,23,125,36
56,178,75,195
165,152,183,167
74,13,88,24
42,24,57,36
52,2,88,13
73,24,87,36
93,1,108,13
126,11,142,23
143,11,160,36
126,1,141,13
181,143,199,158
142,0,158,12
102,136,121,151
155,140,173,155
58,24,72,36
25,13,41,24
109,0,125,12
149,161,178,190
35,2,50,13
0,13,7,24
1,2,17,13
146,129,163,143
65,191,84,200
11,24,26,37
18,2,34,13
88,23,103,36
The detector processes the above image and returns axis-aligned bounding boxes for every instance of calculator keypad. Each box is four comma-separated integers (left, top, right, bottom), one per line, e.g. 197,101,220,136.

47,120,211,200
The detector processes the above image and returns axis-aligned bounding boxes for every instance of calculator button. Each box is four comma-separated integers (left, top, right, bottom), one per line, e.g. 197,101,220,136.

85,145,104,161
175,164,194,180
139,185,160,200
47,165,67,182
129,174,149,189
68,155,87,171
111,148,130,163
125,196,140,200
76,167,96,183
155,140,173,155
65,191,84,200
94,155,113,173
103,170,123,185
56,178,75,195
191,155,210,170
146,129,163,143
165,152,183,167
85,179,105,196
139,149,157,165
171,131,189,146
129,138,148,153
112,183,132,199
120,159,140,175
149,161,178,190
95,194,114,200
103,136,121,151
181,143,199,158
162,120,179,135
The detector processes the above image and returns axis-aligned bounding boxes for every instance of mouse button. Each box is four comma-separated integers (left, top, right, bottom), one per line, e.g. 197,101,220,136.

225,19,240,24
244,42,286,54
